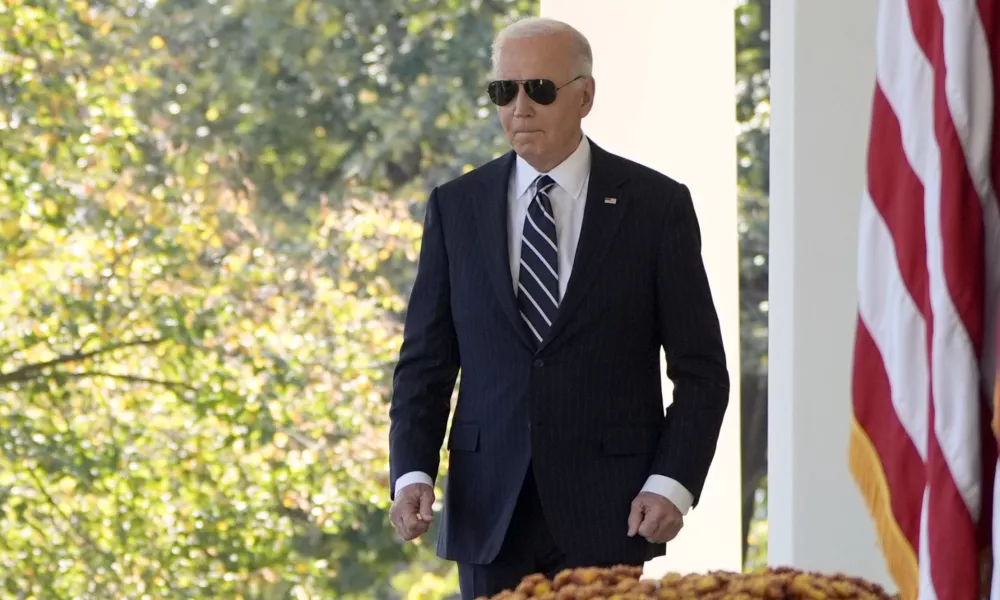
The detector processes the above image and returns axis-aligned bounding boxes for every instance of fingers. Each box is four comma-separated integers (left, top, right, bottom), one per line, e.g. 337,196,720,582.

627,494,684,543
636,504,661,540
393,506,428,540
418,487,435,522
639,516,684,544
401,510,431,540
627,500,644,537
390,484,435,541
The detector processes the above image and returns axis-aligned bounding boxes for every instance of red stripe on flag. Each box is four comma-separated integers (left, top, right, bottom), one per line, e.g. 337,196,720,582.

932,5,987,356
974,1,1000,590
853,320,925,550
927,418,981,597
854,1,1000,597
866,85,931,320
907,0,987,597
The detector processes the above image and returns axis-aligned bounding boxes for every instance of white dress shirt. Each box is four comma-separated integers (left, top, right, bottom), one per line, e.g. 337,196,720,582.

395,135,694,515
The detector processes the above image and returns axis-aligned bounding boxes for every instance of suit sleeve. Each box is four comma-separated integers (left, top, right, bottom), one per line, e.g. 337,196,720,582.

388,188,460,499
651,183,730,507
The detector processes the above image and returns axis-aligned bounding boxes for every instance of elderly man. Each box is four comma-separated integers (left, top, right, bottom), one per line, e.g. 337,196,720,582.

388,16,730,599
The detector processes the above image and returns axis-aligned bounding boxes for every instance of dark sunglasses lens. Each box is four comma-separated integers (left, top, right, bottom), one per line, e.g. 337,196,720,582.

488,81,518,106
524,79,557,105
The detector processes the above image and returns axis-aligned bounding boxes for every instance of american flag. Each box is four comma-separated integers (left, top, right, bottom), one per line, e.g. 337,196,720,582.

849,0,1000,598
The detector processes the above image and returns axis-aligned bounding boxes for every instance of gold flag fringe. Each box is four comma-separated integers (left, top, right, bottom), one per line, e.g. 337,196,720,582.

848,417,919,600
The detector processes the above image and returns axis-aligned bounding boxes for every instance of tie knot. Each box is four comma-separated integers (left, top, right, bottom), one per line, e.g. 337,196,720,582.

534,175,555,196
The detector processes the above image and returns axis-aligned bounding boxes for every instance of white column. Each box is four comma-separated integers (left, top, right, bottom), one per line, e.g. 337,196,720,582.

769,0,893,590
540,0,742,575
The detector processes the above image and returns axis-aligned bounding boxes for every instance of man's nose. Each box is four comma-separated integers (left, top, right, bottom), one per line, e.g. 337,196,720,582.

512,86,534,117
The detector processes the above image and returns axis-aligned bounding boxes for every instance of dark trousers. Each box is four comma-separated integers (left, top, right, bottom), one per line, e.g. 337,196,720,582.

457,467,640,599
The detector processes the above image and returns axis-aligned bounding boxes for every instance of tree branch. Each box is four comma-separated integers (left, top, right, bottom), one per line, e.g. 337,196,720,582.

0,337,164,385
61,370,199,392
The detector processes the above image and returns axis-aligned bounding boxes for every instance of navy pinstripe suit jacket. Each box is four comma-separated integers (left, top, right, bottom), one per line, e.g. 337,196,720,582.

388,139,730,567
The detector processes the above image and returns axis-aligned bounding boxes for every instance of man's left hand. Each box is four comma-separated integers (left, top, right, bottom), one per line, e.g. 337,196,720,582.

627,492,683,543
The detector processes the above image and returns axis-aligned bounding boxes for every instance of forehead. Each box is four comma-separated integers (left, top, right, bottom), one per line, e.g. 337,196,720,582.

495,34,575,80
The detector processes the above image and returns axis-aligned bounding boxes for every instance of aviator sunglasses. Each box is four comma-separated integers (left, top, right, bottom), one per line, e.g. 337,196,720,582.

487,75,585,106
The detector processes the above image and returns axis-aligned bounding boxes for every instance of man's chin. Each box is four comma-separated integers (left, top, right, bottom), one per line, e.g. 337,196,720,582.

511,141,543,161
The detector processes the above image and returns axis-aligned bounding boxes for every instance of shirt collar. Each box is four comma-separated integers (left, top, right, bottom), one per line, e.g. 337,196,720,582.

512,134,591,199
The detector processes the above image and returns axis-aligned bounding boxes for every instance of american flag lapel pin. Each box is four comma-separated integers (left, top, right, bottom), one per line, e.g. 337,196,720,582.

604,197,617,205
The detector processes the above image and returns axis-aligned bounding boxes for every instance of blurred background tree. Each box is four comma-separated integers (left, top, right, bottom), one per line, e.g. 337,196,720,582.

1,0,532,597
0,0,770,597
735,0,770,572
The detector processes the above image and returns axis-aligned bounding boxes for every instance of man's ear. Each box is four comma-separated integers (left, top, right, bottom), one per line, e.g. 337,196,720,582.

580,76,596,117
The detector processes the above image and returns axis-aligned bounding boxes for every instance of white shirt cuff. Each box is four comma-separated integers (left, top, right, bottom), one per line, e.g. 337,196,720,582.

641,475,694,515
395,471,434,497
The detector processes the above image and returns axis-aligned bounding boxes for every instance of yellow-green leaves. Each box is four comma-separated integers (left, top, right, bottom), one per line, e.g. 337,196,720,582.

0,0,532,597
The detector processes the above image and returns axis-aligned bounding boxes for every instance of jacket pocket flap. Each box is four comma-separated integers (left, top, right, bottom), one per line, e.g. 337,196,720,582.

601,426,658,455
447,422,480,452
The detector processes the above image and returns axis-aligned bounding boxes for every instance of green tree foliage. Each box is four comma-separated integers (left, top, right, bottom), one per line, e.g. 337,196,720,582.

139,0,535,220
735,0,770,571
0,0,534,597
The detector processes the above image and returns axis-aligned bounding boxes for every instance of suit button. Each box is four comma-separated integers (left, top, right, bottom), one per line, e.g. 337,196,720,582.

533,359,544,368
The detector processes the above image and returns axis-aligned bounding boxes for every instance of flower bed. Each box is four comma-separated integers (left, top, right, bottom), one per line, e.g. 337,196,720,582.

478,565,896,599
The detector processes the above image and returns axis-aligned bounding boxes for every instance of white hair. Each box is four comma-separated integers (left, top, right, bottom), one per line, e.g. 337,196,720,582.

490,17,594,78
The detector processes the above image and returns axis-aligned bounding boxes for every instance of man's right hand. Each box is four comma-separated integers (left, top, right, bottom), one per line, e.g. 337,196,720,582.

389,483,435,541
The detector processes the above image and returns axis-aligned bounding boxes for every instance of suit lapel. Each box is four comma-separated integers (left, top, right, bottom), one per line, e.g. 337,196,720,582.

473,151,536,350
538,142,629,353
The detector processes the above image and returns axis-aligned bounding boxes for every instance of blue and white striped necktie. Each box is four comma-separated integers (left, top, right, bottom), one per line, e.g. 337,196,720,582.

517,174,559,345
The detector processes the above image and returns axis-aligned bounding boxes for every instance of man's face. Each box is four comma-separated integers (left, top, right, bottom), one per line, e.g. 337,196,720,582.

493,33,594,172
